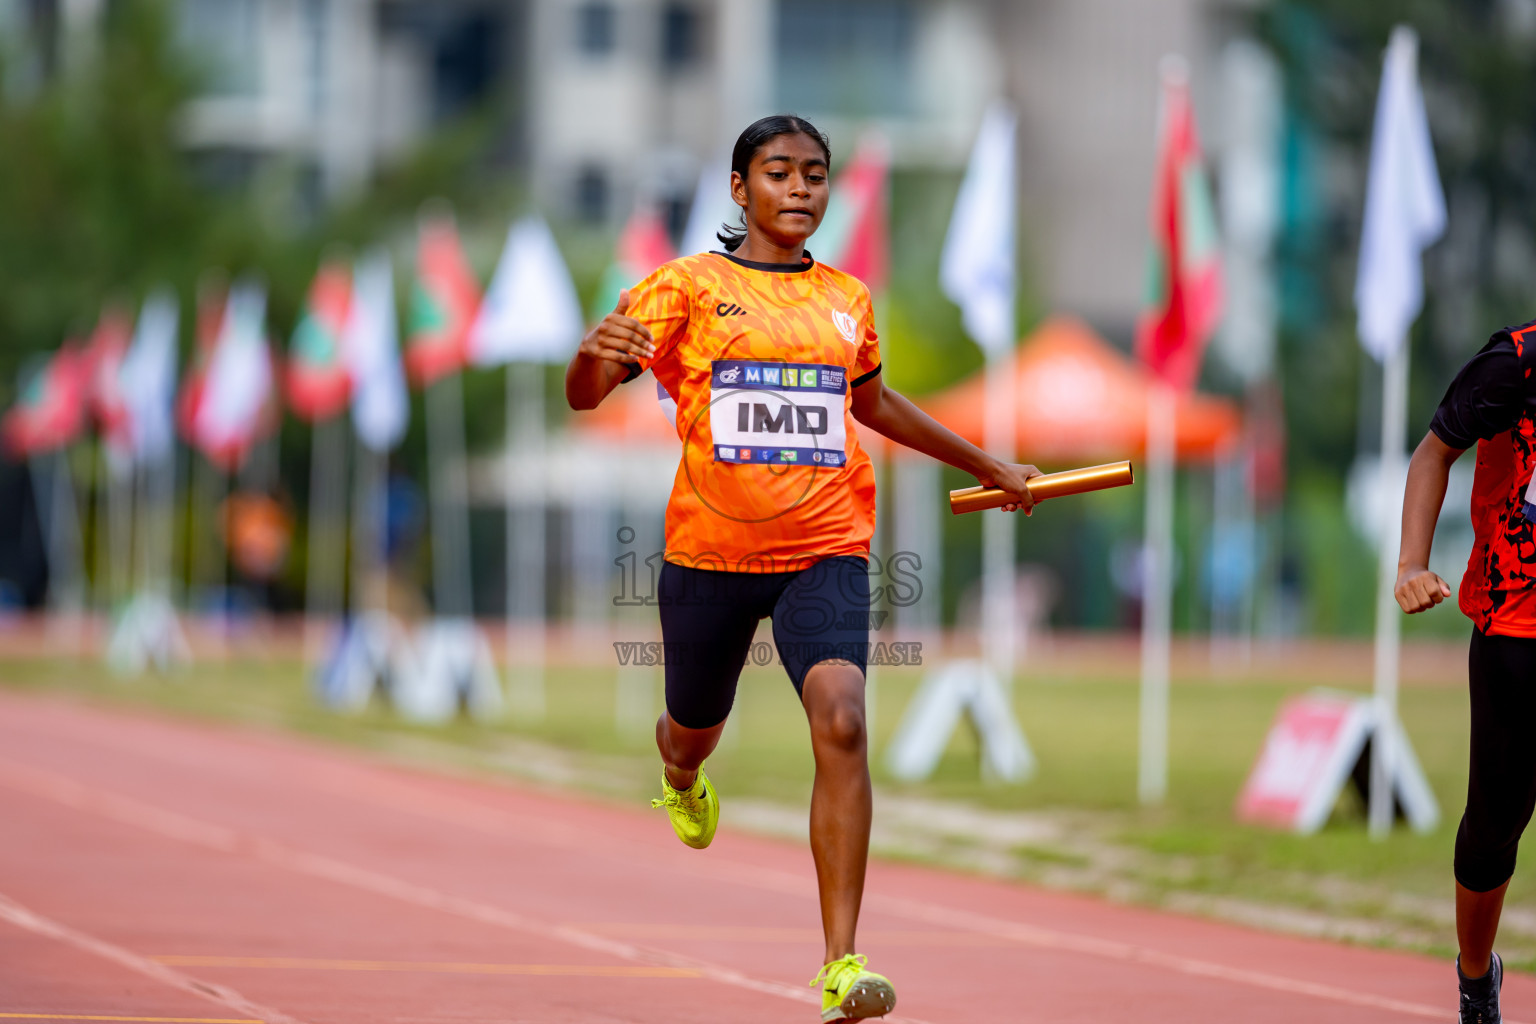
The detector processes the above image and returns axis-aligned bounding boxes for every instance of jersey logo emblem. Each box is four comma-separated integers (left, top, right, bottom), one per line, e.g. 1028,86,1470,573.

717,367,741,384
832,310,858,343
716,301,749,317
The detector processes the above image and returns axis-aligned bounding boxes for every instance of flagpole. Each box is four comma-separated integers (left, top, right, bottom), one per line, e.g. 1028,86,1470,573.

346,247,406,628
198,457,230,657
93,443,111,615
508,360,546,719
174,439,190,611
1369,336,1408,837
34,449,85,648
426,372,473,620
111,460,131,610
893,453,942,645
132,453,149,599
151,443,176,603
1351,25,1445,836
867,446,884,739
981,347,1016,691
304,414,349,665
354,438,389,614
1139,381,1176,805
931,100,1031,783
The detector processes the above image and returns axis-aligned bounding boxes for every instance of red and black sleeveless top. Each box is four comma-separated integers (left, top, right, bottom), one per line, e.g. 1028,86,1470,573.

1432,319,1536,636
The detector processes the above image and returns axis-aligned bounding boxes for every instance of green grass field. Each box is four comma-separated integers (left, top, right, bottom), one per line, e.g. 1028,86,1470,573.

2,649,1521,968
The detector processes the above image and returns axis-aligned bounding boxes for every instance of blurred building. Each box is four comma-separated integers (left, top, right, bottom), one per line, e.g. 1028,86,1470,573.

1,0,1244,331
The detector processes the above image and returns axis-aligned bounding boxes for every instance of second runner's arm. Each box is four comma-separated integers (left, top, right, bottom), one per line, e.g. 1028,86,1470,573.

850,372,1042,513
1394,430,1462,613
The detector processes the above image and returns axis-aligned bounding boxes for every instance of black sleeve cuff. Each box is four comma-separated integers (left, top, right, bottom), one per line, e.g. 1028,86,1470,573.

850,364,882,388
620,361,643,383
1427,420,1472,452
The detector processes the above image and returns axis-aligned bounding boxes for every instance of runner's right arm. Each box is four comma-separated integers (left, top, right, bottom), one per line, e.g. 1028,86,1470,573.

1396,336,1521,613
1395,431,1461,613
565,290,655,410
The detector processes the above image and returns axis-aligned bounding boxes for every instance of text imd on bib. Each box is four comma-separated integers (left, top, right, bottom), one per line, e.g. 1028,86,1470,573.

709,359,848,466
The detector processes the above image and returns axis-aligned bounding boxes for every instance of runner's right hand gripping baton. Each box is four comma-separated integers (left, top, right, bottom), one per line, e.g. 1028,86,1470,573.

948,460,1135,515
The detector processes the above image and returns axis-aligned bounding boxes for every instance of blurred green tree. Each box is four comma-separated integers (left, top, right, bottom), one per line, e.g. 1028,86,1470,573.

0,1,511,402
1257,0,1536,479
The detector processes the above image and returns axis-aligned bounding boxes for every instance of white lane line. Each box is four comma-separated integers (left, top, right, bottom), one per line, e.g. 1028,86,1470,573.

0,760,936,1024
262,756,1476,1022
0,1014,260,1023
149,956,698,977
1,742,1457,1023
0,892,310,1024
873,889,1468,1022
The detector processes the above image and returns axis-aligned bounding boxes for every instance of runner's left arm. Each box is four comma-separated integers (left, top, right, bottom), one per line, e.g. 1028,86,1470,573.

851,372,1042,514
845,287,1040,512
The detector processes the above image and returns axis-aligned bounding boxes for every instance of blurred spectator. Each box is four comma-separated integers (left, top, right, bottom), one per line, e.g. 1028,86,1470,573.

222,487,292,609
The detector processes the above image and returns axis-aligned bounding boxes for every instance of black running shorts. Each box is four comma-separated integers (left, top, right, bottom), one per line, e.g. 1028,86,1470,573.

1455,627,1536,892
657,555,871,730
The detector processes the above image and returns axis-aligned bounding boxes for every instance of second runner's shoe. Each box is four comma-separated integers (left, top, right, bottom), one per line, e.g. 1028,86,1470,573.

650,765,719,849
1458,952,1503,1024
811,954,896,1022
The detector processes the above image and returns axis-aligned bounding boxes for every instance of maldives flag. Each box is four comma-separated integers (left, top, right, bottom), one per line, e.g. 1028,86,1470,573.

1135,63,1224,391
819,135,890,292
177,276,227,443
589,205,676,322
286,259,353,420
192,279,276,471
85,305,136,458
405,211,481,388
2,343,90,457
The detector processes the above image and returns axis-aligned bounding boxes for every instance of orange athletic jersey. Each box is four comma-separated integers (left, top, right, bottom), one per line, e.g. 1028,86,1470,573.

622,251,882,572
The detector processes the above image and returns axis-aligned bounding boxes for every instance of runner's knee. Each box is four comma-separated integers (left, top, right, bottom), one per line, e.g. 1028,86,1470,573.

1453,758,1536,892
809,684,866,753
1455,808,1526,892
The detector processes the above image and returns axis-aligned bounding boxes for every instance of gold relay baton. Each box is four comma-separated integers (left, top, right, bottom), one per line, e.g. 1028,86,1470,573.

948,460,1135,515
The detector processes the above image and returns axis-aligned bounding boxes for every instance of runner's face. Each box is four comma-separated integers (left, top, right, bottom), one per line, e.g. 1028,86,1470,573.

732,133,829,249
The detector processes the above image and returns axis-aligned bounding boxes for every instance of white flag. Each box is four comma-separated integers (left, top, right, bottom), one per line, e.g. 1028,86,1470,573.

194,280,271,455
940,102,1017,358
680,153,737,257
467,217,584,366
347,249,408,452
1355,26,1445,363
119,289,179,464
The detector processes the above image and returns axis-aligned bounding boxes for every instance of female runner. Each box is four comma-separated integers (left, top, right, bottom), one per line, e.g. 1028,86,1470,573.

565,114,1040,1022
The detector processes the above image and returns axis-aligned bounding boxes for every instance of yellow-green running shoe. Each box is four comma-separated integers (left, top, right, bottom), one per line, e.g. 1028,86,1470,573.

811,954,896,1022
650,766,719,850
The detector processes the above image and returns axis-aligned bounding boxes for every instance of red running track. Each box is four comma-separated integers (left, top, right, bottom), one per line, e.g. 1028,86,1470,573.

0,690,1517,1024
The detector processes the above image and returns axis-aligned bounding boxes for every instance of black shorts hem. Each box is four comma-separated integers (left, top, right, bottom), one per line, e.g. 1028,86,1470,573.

657,555,871,729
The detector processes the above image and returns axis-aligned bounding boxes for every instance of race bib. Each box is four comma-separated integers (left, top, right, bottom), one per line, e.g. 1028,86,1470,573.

708,360,848,466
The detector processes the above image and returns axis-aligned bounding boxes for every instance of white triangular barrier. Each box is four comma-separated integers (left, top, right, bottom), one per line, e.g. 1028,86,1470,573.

392,618,504,724
105,592,191,676
316,613,409,712
885,659,1034,783
1237,689,1439,834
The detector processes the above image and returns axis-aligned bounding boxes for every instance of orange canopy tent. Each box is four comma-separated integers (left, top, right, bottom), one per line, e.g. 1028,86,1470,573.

919,316,1241,463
